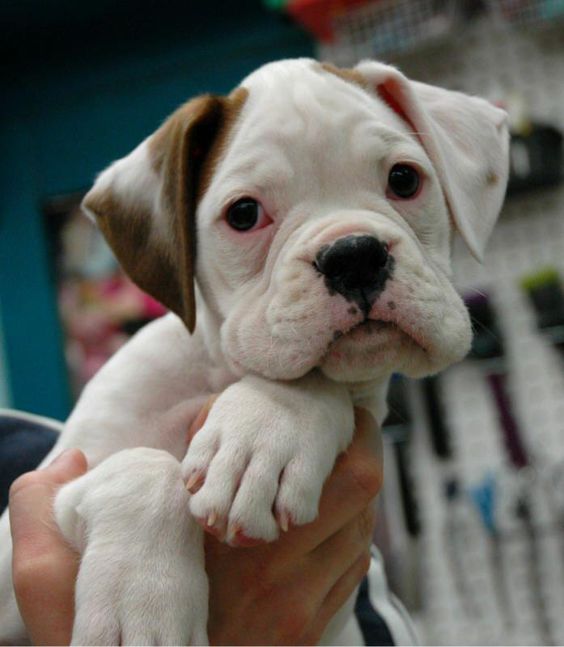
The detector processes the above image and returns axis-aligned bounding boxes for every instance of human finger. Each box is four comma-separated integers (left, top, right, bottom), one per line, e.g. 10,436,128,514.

281,503,375,627
306,549,372,644
10,448,87,646
307,504,376,590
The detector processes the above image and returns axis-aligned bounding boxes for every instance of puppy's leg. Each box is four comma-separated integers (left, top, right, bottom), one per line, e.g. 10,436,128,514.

55,448,208,646
182,370,355,544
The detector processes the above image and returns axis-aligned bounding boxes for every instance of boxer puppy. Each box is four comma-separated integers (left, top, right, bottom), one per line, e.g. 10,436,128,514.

0,58,509,644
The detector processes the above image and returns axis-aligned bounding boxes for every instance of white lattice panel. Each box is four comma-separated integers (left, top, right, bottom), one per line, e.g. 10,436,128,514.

324,16,564,647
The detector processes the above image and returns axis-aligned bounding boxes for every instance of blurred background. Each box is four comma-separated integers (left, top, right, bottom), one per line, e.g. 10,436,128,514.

1,0,564,644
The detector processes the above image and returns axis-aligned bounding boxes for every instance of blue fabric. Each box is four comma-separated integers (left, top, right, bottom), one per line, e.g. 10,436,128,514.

0,415,58,513
356,577,395,645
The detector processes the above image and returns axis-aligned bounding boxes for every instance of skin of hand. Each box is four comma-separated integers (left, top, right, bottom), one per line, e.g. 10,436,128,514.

9,405,382,646
9,448,88,646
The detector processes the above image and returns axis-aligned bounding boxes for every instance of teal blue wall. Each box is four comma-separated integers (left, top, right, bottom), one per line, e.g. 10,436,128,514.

0,2,312,419
0,301,11,408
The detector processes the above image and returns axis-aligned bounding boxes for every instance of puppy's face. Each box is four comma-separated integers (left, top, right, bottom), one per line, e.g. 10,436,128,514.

199,64,466,382
84,59,509,384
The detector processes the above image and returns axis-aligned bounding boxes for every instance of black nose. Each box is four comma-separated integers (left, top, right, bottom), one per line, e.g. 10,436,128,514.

314,235,393,314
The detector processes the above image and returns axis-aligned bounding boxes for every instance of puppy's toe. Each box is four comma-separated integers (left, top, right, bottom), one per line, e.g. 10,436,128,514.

181,424,220,488
225,457,283,544
54,475,90,552
189,445,249,536
274,456,326,527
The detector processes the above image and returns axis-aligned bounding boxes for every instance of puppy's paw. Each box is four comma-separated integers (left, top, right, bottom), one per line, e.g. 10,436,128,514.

55,448,209,645
182,374,354,545
70,549,209,646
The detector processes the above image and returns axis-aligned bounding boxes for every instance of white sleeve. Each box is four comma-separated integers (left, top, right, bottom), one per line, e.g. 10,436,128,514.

363,546,421,646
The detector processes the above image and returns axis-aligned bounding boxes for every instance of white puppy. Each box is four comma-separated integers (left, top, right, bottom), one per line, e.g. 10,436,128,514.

0,58,509,645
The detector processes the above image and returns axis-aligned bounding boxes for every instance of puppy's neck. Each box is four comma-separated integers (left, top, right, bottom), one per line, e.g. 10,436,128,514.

347,377,391,426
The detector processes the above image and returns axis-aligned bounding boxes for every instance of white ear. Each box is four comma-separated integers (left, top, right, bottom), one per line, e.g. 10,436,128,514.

355,60,509,260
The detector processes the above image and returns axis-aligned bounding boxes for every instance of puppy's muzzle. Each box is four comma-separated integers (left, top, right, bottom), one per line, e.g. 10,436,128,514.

314,235,394,316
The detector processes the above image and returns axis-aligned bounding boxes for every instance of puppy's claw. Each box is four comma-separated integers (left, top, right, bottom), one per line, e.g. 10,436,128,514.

185,471,204,493
195,513,226,540
276,508,291,532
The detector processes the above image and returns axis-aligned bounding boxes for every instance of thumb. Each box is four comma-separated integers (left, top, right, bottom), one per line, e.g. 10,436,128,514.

10,448,87,646
10,448,88,551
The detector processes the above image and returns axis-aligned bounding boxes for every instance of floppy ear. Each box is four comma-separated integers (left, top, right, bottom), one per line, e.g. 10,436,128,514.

354,60,509,261
82,91,246,332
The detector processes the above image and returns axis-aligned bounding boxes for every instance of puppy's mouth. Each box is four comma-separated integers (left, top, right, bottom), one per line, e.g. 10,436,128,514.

333,314,427,354
344,318,397,338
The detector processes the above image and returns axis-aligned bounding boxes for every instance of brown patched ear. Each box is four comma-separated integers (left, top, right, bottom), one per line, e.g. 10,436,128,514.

82,89,247,332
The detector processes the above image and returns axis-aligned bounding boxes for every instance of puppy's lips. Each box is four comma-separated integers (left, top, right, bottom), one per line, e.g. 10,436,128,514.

331,306,429,355
370,309,429,354
346,319,399,340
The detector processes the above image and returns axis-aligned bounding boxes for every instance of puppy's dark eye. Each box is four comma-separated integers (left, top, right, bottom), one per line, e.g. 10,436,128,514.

387,164,420,199
226,198,262,231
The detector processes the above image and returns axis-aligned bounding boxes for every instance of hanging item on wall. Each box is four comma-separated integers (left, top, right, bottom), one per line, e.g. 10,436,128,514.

508,124,563,195
265,0,468,60
521,267,564,360
504,92,563,195
490,0,564,26
264,0,371,42
465,291,554,645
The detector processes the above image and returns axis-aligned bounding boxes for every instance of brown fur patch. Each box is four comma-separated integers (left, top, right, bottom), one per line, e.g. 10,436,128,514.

198,87,248,202
486,170,499,186
86,92,246,334
148,90,247,331
148,94,231,331
319,62,369,91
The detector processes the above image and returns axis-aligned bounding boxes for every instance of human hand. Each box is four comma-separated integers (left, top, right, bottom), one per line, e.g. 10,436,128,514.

189,400,382,645
9,448,88,645
9,405,381,647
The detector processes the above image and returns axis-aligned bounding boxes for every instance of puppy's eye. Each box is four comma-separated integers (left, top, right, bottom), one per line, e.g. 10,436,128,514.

226,198,270,232
387,164,420,199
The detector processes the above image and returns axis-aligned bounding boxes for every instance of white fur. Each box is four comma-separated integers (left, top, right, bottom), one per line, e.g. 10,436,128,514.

355,60,509,260
0,58,509,645
182,372,355,543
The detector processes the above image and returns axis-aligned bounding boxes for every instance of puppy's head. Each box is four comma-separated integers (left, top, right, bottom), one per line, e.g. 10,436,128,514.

83,58,509,383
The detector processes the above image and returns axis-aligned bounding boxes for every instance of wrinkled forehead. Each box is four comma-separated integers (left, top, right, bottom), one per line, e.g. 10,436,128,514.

238,59,414,151
200,60,424,214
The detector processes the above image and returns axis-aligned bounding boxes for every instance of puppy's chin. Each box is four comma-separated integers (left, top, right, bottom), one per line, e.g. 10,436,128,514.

318,319,468,383
222,312,471,384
